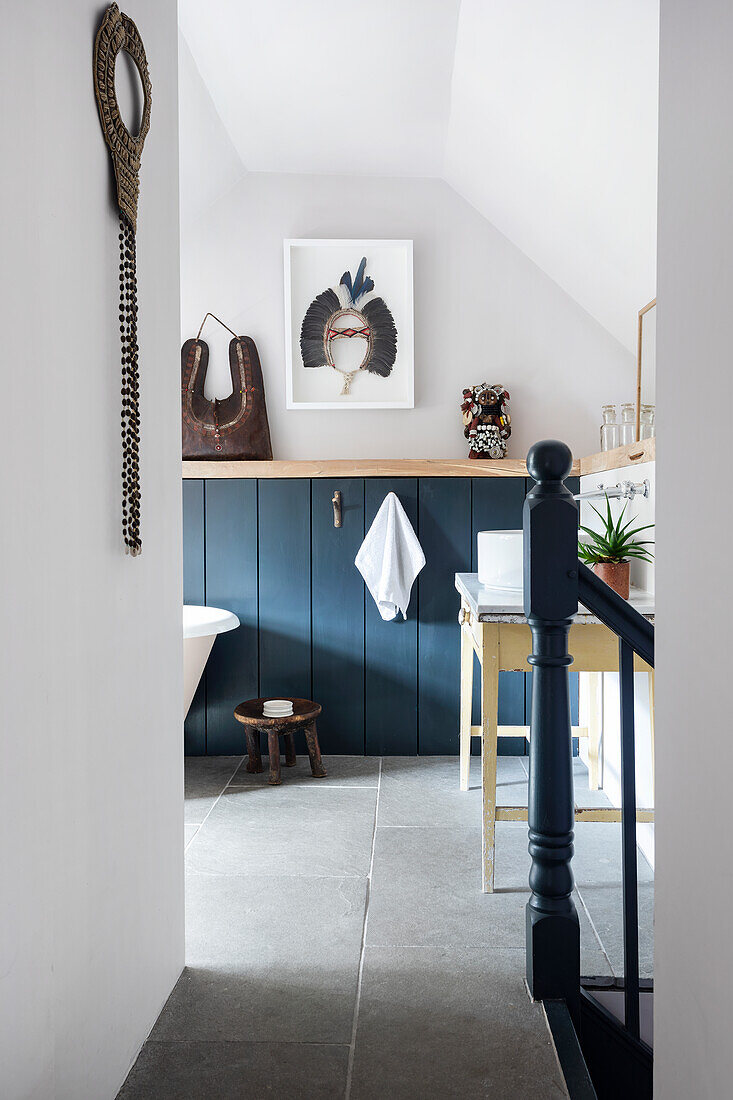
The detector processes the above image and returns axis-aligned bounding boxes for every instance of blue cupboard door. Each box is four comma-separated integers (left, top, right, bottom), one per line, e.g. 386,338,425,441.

204,479,259,754
311,480,365,755
417,478,472,754
183,480,206,755
258,480,312,707
471,477,527,755
364,479,419,755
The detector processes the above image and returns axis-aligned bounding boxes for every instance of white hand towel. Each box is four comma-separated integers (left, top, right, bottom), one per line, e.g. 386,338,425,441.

355,492,426,621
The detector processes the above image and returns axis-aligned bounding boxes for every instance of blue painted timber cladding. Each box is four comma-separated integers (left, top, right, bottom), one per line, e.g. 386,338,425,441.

364,479,419,754
258,480,312,704
311,479,366,755
470,477,527,753
183,480,206,755
205,480,259,754
417,478,472,754
187,473,582,757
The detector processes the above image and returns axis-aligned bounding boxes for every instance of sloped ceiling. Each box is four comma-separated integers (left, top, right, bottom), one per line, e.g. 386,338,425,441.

179,0,658,351
178,34,245,225
444,0,659,352
178,0,462,178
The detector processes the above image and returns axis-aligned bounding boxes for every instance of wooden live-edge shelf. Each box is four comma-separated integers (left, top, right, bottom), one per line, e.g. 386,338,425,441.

182,458,543,479
181,440,654,481
579,436,655,476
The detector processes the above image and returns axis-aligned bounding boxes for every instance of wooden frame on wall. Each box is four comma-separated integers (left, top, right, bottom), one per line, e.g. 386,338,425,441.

636,297,656,440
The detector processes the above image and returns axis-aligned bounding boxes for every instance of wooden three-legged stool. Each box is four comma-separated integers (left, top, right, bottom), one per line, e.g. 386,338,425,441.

233,698,327,786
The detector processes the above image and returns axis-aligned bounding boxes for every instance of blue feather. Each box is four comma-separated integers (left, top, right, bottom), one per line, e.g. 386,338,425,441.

340,258,374,303
352,257,367,301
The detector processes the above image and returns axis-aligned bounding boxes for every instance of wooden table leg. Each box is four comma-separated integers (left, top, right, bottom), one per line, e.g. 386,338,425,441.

459,618,473,792
284,732,297,768
267,731,281,785
481,624,500,893
305,720,327,778
245,729,263,774
587,671,602,791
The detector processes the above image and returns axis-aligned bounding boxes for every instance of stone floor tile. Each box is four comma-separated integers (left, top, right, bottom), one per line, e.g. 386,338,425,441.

183,756,244,825
230,753,382,788
349,946,567,1100
117,1040,348,1099
186,787,377,878
379,756,526,826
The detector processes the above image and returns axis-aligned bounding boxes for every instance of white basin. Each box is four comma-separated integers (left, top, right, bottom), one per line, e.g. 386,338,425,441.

477,530,523,591
183,605,239,716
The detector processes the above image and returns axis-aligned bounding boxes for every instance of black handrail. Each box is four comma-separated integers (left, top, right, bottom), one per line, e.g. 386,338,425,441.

578,562,654,668
524,439,654,1073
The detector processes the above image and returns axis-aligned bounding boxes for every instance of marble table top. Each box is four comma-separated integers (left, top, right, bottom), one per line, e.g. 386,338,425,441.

455,572,655,624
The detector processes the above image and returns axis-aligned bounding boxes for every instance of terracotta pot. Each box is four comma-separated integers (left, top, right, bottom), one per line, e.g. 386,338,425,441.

592,561,630,599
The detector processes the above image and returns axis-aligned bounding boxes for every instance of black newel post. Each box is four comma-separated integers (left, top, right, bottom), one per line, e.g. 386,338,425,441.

524,440,580,1018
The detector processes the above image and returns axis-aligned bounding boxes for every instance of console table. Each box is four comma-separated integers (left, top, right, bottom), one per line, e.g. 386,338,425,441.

455,572,655,893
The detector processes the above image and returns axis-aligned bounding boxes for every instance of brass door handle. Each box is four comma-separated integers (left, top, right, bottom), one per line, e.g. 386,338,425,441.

332,490,342,528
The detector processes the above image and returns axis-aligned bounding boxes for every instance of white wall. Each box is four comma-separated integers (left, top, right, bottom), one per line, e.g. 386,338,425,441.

178,32,245,225
655,0,733,1094
0,3,183,1098
445,0,659,353
180,172,635,460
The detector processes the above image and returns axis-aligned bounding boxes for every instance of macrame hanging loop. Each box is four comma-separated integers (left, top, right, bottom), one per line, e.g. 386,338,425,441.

94,4,152,556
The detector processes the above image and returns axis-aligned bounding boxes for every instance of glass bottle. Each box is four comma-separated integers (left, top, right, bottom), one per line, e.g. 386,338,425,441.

600,405,619,451
640,404,655,439
619,403,636,446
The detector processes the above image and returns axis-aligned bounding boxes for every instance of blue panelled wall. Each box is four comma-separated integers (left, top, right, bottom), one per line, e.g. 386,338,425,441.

183,476,579,755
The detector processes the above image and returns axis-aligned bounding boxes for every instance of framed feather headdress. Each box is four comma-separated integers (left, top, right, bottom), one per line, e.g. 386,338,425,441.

285,240,414,409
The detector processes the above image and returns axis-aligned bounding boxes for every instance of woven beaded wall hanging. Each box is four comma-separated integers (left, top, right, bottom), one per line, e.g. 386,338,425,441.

93,4,152,556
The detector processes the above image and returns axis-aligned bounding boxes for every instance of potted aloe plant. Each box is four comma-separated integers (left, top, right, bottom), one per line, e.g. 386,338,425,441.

578,497,654,599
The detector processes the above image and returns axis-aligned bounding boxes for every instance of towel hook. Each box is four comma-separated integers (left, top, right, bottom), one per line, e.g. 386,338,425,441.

332,490,342,528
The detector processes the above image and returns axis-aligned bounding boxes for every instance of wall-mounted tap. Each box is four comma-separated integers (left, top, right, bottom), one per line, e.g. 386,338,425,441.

573,479,650,503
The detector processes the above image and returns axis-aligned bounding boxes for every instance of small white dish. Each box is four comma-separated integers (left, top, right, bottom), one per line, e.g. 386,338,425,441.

263,698,294,717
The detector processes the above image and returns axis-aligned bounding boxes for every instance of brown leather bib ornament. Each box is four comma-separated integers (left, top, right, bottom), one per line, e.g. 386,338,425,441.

94,4,152,555
181,320,273,460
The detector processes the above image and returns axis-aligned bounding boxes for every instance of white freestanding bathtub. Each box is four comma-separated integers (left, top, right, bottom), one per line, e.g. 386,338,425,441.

183,605,240,716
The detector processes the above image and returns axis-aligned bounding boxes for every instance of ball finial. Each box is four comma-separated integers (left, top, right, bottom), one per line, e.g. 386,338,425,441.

526,439,573,482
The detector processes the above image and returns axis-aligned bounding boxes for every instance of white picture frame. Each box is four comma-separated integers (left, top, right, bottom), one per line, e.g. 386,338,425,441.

284,238,414,410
